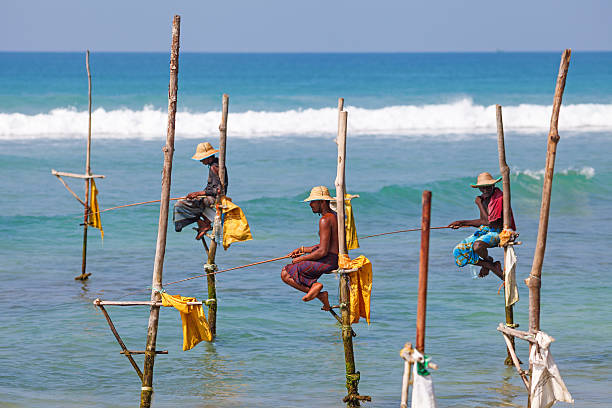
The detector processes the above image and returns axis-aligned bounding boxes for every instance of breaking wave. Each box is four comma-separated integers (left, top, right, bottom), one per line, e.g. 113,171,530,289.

2,99,612,139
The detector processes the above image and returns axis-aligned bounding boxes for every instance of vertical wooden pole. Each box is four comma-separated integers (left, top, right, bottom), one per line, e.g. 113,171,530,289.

527,49,571,333
76,50,93,281
527,49,571,406
140,15,180,408
336,109,360,407
415,191,431,353
204,93,229,338
496,105,517,365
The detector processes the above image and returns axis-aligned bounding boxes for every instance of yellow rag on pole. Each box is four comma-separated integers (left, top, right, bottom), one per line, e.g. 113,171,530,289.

338,253,372,324
160,293,212,350
344,194,359,250
220,196,253,250
88,179,103,240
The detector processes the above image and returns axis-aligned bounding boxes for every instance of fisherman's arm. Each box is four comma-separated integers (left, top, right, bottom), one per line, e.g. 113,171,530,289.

449,195,489,229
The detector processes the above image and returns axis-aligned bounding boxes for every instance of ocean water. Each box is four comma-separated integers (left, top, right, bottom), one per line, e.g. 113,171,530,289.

0,52,611,407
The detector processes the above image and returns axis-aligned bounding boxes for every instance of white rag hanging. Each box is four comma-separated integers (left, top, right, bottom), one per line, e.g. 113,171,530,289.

530,331,573,408
411,350,437,408
504,246,519,307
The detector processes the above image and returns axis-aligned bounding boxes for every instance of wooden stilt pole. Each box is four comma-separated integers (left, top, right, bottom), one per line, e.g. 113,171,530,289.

140,15,180,408
496,104,518,366
415,191,431,353
336,106,362,407
76,50,93,281
526,49,571,406
203,93,229,338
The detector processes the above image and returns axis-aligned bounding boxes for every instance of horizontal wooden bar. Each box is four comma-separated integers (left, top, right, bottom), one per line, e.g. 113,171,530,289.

52,169,105,179
496,323,550,343
120,350,168,355
94,299,203,306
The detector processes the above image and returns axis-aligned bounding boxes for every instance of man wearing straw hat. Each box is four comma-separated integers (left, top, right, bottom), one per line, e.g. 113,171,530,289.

448,172,515,280
173,142,228,240
281,186,339,311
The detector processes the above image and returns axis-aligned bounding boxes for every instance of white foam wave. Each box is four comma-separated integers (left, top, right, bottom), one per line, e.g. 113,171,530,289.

2,99,612,139
515,166,596,180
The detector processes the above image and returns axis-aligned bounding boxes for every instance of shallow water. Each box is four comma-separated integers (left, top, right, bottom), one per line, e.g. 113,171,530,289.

1,52,611,407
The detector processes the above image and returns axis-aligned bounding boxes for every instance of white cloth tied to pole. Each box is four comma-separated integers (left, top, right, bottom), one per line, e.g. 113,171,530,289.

504,246,519,307
411,354,437,408
529,331,573,408
400,347,437,408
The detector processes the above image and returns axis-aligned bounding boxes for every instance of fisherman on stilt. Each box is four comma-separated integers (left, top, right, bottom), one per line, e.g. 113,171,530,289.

173,142,228,240
448,172,516,280
281,186,338,311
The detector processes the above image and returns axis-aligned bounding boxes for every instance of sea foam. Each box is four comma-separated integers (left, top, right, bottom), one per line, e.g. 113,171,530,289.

2,99,612,139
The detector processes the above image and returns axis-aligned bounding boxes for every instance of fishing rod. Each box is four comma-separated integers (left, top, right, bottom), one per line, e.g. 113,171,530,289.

359,225,454,239
163,255,292,287
164,225,461,286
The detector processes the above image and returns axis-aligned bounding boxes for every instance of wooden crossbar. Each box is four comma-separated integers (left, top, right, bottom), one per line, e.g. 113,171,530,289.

94,299,203,306
121,350,168,355
496,323,546,343
51,169,105,179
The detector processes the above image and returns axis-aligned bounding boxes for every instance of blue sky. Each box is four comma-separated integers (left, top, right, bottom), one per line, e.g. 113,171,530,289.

2,0,611,52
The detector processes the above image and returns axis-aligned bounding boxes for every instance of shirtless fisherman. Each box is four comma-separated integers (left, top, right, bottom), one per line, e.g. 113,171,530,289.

281,186,338,311
173,142,228,240
448,172,516,280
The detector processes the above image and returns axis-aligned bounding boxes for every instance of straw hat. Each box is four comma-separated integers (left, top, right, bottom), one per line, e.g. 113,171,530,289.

303,186,335,202
191,142,219,161
470,172,502,188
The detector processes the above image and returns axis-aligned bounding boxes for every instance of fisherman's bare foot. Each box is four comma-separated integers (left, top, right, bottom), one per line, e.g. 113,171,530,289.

317,291,331,311
302,282,323,302
478,266,490,278
491,261,504,280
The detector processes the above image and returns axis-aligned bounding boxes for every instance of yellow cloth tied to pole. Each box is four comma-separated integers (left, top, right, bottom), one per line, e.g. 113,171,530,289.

160,293,212,350
338,253,372,325
220,196,253,250
87,179,103,240
344,194,359,250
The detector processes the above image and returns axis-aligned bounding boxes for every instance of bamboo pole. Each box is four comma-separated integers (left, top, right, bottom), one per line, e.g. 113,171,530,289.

527,49,571,334
415,191,431,353
335,109,362,407
496,104,518,366
140,15,180,408
203,94,229,338
527,49,571,407
76,50,93,281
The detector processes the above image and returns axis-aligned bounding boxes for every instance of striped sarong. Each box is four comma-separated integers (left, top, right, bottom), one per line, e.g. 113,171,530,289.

284,253,338,288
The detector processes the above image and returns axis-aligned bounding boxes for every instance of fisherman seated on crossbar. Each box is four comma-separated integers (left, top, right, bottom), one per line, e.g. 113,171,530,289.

448,172,516,280
173,142,228,240
281,186,338,311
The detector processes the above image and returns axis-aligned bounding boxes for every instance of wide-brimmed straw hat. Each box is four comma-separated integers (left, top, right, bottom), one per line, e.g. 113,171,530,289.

470,172,502,188
303,186,335,202
191,142,219,161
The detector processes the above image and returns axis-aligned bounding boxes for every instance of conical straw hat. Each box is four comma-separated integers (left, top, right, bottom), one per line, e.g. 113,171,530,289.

191,142,219,161
470,172,502,188
303,186,335,202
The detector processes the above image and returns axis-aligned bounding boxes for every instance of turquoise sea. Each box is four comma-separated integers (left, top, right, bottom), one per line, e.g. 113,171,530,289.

1,52,611,407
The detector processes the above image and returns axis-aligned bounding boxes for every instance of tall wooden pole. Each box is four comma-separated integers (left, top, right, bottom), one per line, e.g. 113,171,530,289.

204,93,229,338
496,105,518,365
336,108,361,407
527,49,571,334
76,50,93,281
415,191,431,353
140,15,180,408
527,49,571,406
